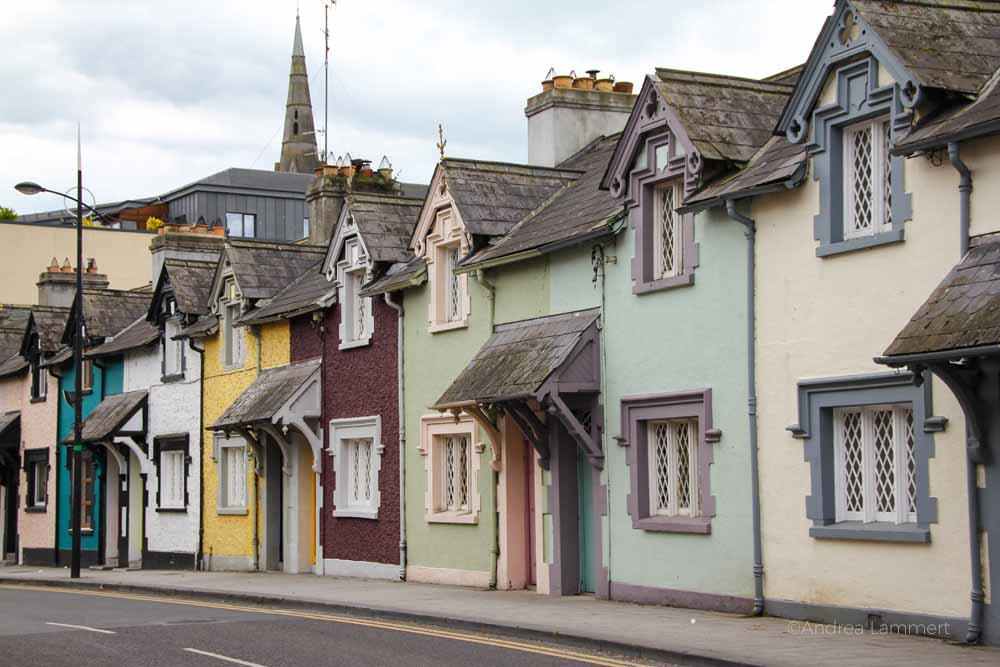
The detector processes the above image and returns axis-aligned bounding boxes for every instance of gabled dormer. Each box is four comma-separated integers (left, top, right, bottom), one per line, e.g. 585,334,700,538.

603,69,793,293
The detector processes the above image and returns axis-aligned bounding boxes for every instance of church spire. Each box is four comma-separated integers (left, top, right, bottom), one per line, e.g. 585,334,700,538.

277,13,319,174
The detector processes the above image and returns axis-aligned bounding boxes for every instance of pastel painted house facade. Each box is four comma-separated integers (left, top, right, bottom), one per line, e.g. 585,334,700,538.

686,0,1000,642
0,306,33,562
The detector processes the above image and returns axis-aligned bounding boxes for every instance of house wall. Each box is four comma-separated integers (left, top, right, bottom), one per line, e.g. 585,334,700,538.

124,343,202,565
751,146,986,621
168,193,308,243
290,298,401,580
201,320,289,570
0,224,153,304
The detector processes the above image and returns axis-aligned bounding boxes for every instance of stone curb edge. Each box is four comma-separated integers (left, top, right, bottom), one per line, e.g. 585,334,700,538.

0,575,765,667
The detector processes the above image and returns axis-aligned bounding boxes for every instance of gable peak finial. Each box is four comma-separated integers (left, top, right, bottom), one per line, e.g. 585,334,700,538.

437,124,447,161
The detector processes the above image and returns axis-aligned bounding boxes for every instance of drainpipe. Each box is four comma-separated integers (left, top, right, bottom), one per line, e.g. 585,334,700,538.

188,337,205,571
946,141,984,643
384,292,407,581
947,142,972,257
476,269,501,590
250,324,262,571
724,199,765,616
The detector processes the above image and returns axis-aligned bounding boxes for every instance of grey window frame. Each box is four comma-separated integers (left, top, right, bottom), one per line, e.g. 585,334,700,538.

225,212,256,239
787,371,945,543
618,389,720,534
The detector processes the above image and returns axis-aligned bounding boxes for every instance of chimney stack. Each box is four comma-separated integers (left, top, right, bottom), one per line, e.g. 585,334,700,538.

526,67,636,167
306,154,403,245
37,258,110,308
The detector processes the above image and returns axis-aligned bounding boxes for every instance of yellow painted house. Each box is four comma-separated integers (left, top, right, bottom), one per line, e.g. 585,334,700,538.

195,239,325,572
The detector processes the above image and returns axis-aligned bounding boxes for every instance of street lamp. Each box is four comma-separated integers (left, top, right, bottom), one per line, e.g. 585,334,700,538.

14,129,94,579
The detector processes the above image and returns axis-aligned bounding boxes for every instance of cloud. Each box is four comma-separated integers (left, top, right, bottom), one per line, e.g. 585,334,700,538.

1,0,832,215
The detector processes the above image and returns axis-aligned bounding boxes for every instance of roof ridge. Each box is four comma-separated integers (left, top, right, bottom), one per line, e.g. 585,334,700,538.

557,132,621,168
859,0,1000,13
493,307,601,331
442,157,584,176
654,67,795,91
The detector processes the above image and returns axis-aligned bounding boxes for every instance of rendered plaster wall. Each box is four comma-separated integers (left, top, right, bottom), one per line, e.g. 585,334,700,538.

57,359,122,554
591,206,756,603
401,276,495,584
753,154,970,617
201,320,289,567
124,344,202,557
10,371,58,559
290,300,401,570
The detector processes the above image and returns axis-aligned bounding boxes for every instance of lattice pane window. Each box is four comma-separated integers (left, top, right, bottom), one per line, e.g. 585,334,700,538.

441,434,470,512
348,437,374,507
844,118,892,239
647,419,699,517
445,246,462,322
652,182,682,279
224,444,247,509
834,404,915,524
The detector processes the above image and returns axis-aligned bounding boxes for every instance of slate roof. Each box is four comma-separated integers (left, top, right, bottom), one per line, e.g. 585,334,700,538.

64,390,147,444
0,355,28,378
359,258,427,298
220,239,327,302
684,136,809,209
175,316,218,340
461,136,623,268
161,258,219,316
239,264,336,325
434,309,600,409
881,236,1000,360
86,316,160,359
0,306,31,370
0,410,19,440
29,306,70,353
212,358,321,430
66,289,152,344
438,159,582,237
652,69,794,164
346,193,424,265
852,0,1000,95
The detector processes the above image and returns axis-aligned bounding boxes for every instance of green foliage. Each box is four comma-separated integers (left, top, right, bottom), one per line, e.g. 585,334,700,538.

0,206,17,221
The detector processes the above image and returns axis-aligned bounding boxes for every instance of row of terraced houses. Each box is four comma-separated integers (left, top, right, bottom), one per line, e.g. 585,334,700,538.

2,0,1000,645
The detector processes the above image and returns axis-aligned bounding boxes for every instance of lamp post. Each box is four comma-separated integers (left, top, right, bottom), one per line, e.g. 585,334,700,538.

14,128,97,579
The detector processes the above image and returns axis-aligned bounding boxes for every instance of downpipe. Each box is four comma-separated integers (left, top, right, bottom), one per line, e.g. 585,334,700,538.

188,337,206,571
947,141,984,644
725,200,765,616
476,269,501,590
384,292,407,581
251,325,262,572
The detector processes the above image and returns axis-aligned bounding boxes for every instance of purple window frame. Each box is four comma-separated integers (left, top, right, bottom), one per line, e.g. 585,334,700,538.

618,389,720,534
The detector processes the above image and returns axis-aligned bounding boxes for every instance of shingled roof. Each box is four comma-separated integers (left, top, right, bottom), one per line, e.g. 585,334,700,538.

434,309,600,409
175,315,218,340
852,0,1000,95
160,258,219,316
64,390,147,444
880,235,1000,361
684,136,809,209
86,316,160,359
359,257,427,298
239,264,336,325
437,159,581,237
0,306,31,369
651,68,795,164
28,306,70,354
65,289,152,344
345,193,425,265
212,358,321,430
461,135,624,269
219,239,327,302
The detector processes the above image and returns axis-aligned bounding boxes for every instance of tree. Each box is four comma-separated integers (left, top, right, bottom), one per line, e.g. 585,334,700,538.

0,206,16,221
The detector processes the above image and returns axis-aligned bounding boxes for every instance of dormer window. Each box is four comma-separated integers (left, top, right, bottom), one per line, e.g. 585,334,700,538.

220,279,245,369
29,333,46,401
337,238,374,349
161,297,185,379
444,245,463,322
426,209,469,332
843,118,892,240
653,182,683,280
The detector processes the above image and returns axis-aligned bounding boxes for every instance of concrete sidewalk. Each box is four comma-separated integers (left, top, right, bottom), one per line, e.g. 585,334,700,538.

1,566,996,667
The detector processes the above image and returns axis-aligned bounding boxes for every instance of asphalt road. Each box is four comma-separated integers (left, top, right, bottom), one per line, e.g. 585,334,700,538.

0,584,671,667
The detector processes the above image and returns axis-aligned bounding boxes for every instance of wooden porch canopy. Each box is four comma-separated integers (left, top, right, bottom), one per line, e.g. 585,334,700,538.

876,237,1000,463
211,358,323,473
61,390,151,474
432,308,603,469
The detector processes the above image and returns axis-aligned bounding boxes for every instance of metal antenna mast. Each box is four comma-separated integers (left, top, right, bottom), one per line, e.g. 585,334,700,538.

323,1,335,165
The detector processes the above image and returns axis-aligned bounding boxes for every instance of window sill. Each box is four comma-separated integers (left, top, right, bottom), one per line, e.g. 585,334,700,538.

429,320,468,334
816,229,904,257
333,508,379,520
30,396,47,404
68,529,94,536
216,507,248,516
161,373,185,384
221,363,246,373
809,521,930,543
156,507,188,514
426,510,478,525
25,506,47,514
633,272,695,296
634,515,711,534
338,337,372,351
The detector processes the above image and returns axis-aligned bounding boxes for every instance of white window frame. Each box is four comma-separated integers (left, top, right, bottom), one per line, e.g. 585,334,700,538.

80,359,93,392
215,434,248,514
652,181,683,280
33,461,47,506
833,403,916,525
163,317,185,378
159,449,186,510
328,415,383,519
425,208,470,333
647,418,699,518
843,117,892,240
419,414,481,524
336,238,374,350
220,279,245,370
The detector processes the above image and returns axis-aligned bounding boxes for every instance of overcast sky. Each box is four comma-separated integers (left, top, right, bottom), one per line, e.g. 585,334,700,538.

2,0,834,215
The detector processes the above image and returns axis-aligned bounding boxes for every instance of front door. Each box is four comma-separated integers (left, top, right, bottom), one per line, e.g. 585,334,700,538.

576,449,595,593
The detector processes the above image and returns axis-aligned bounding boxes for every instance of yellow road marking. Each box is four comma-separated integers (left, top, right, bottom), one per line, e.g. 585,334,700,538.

0,584,647,667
